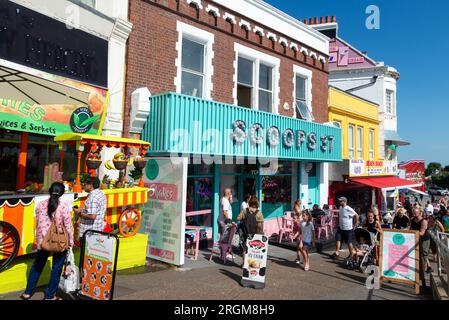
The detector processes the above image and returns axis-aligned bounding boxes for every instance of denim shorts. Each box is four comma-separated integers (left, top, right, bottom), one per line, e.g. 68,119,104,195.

302,240,312,249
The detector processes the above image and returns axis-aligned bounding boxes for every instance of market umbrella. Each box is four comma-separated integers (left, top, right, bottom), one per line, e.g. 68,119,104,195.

0,65,90,105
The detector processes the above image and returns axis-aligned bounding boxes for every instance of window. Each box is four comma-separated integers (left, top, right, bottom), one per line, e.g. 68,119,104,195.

237,57,254,108
181,38,205,97
258,64,273,112
176,22,214,99
332,120,341,128
348,125,354,159
235,43,279,112
293,65,313,121
386,90,395,114
369,129,375,160
357,127,363,159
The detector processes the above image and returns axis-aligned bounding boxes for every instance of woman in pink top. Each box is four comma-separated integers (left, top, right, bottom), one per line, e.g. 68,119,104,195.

21,182,74,300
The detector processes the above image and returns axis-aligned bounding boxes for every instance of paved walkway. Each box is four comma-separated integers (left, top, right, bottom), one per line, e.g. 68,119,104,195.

0,244,432,300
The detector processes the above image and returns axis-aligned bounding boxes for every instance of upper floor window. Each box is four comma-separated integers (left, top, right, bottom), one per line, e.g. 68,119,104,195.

369,129,375,160
176,21,214,99
357,126,363,159
235,43,279,113
181,38,205,97
293,65,313,121
348,124,355,159
386,90,395,114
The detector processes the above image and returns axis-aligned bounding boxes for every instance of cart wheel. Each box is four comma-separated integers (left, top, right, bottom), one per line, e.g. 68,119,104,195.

118,208,141,237
0,221,20,272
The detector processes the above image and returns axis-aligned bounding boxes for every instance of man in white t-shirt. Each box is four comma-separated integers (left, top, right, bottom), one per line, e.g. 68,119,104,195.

218,188,233,235
332,197,358,260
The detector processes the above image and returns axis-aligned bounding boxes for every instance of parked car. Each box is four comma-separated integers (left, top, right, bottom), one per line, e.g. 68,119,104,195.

428,186,449,196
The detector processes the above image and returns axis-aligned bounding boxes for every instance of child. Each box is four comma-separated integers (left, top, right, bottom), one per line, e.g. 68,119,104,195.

298,210,315,271
352,236,370,262
293,212,303,264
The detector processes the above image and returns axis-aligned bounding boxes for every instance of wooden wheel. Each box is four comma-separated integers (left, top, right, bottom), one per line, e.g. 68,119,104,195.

0,221,20,272
118,208,141,237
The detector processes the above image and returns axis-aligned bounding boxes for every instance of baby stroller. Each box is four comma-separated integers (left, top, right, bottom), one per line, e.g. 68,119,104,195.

346,228,377,272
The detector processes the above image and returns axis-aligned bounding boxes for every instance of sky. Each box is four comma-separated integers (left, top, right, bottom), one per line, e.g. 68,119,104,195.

265,0,449,166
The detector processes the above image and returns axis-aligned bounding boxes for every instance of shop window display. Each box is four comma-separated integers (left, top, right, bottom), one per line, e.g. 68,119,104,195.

262,176,292,204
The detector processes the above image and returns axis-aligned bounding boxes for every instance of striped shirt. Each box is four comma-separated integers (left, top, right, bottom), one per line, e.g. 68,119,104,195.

78,188,107,238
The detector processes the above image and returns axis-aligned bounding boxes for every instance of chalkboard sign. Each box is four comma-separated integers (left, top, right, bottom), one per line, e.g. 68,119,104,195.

379,229,420,294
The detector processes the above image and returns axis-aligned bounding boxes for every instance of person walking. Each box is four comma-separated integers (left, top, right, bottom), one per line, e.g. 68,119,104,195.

298,210,315,271
21,182,74,300
218,188,233,237
332,197,358,260
73,176,107,242
410,207,432,275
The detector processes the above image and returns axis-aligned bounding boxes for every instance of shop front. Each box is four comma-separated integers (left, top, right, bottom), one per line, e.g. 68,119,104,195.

141,92,342,242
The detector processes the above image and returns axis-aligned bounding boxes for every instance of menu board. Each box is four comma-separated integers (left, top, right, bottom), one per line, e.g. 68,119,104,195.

379,229,420,294
139,157,188,266
79,231,118,300
241,234,269,289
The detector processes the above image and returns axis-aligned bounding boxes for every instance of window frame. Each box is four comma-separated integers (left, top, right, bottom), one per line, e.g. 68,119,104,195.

348,124,355,159
369,128,375,160
385,89,395,115
234,43,280,113
357,126,363,159
293,64,313,120
176,21,214,100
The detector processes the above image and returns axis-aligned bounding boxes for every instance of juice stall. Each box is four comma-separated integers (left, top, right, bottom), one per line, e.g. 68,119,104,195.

0,133,150,272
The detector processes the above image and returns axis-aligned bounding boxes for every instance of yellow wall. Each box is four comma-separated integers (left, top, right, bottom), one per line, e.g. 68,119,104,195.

329,87,380,161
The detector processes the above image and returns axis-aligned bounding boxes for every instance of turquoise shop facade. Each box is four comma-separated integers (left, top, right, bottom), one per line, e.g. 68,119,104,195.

141,92,342,242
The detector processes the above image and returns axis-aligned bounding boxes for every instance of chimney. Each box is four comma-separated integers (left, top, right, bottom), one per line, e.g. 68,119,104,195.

326,16,330,23
309,17,314,25
314,17,319,24
303,19,308,24
320,17,324,24
331,16,336,23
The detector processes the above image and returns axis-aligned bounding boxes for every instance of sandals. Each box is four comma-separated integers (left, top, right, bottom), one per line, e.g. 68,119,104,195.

20,293,33,300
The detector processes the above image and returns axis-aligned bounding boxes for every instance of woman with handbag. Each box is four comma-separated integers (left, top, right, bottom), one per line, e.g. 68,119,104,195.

20,182,74,300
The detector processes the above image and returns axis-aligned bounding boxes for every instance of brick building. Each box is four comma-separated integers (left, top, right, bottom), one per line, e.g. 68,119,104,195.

124,0,342,251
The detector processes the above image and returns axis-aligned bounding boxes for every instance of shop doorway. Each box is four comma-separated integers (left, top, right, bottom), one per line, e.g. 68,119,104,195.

308,162,320,207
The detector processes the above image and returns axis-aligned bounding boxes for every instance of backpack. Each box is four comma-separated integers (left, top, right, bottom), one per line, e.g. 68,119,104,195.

243,209,258,236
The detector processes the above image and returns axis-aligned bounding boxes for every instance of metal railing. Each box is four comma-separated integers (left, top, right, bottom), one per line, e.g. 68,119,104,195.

428,230,449,296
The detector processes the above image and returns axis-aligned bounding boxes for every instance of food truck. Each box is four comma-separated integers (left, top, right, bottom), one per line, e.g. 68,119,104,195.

0,133,150,272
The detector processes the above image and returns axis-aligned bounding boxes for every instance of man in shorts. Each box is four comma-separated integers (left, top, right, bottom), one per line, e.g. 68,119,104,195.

332,197,358,259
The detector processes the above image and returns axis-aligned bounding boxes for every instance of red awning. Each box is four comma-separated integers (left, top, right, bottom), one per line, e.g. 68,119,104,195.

349,177,422,190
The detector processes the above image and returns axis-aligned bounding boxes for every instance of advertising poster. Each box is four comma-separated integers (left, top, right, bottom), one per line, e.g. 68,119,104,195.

139,157,188,266
379,230,420,294
399,160,426,192
80,232,118,300
241,234,269,289
350,160,398,177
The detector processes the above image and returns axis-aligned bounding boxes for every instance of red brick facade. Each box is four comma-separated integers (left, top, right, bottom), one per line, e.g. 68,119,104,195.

124,0,329,137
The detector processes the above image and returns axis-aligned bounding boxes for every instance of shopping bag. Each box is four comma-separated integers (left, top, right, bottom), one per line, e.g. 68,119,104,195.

59,248,79,293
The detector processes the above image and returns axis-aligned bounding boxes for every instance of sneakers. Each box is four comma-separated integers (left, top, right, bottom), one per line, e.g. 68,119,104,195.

295,259,301,264
226,254,234,260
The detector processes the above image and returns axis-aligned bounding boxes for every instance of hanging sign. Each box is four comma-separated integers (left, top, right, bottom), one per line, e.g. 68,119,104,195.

241,234,269,289
78,230,119,301
139,157,188,266
350,160,398,177
379,229,420,294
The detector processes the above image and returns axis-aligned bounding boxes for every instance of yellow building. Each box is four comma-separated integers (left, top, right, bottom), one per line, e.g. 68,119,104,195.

328,86,380,161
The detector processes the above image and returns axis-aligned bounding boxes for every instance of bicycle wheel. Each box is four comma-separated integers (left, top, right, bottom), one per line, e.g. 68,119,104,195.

0,221,20,272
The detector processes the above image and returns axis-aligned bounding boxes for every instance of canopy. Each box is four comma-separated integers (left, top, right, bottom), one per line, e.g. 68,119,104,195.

404,187,429,197
0,65,90,105
384,130,410,146
350,176,422,191
54,133,150,148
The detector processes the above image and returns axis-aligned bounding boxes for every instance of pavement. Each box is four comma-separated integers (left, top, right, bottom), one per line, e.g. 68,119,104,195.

0,242,433,301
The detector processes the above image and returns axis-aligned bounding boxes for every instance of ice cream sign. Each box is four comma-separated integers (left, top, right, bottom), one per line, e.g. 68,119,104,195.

241,235,269,289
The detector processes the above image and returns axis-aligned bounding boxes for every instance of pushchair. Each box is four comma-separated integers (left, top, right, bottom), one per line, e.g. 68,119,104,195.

345,228,377,272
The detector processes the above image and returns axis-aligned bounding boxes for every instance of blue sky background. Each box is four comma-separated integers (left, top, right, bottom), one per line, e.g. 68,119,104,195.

265,0,449,166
